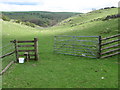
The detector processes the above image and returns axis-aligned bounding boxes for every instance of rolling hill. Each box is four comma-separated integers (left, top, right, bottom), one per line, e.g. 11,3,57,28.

1,7,119,88
2,11,81,27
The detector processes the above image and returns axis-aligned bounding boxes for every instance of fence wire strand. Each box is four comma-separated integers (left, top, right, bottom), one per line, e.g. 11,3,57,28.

54,35,99,58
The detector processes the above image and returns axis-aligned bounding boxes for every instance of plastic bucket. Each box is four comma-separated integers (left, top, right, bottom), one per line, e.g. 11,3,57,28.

19,58,24,63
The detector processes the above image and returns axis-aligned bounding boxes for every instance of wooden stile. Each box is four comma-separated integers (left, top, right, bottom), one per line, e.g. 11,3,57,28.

13,38,39,61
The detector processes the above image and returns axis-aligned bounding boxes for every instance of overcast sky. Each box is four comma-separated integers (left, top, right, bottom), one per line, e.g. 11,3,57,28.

0,0,119,13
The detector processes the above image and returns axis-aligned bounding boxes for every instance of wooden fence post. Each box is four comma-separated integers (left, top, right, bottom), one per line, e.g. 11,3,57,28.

34,38,39,61
14,40,19,62
98,36,102,58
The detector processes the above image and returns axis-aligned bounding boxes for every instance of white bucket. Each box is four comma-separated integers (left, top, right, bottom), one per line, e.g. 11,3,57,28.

19,58,24,63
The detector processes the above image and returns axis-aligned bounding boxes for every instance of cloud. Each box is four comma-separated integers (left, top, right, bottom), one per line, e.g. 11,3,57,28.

0,0,119,12
2,2,39,5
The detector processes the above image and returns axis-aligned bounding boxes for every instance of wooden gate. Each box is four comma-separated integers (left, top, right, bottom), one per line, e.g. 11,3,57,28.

54,35,100,58
11,38,39,62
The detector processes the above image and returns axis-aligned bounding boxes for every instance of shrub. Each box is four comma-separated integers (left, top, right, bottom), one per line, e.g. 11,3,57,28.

21,21,35,27
15,20,21,23
2,15,10,21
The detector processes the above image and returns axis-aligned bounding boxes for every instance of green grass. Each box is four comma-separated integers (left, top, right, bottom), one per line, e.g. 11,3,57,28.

1,8,119,88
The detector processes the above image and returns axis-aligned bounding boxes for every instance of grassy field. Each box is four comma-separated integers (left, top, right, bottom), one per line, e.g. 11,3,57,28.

1,8,119,88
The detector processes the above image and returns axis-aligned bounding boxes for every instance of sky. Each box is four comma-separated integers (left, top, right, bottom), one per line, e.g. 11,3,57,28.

0,0,119,13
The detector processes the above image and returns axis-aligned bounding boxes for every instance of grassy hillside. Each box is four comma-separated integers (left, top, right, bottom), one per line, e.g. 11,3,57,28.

2,11,81,27
1,7,119,88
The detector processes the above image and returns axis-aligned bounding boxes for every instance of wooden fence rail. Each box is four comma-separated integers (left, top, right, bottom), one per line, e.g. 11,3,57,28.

0,42,15,75
101,44,120,50
0,61,14,75
101,52,120,58
101,34,120,40
100,34,120,58
101,39,120,46
0,51,15,58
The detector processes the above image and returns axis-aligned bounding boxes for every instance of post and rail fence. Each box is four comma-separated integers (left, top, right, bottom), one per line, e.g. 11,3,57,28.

0,38,39,75
100,34,120,58
0,42,15,75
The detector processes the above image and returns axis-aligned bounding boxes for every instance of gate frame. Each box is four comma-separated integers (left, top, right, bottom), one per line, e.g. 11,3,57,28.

12,38,39,62
54,35,100,59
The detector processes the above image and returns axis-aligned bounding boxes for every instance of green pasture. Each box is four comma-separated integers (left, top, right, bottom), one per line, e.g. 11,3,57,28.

1,8,119,88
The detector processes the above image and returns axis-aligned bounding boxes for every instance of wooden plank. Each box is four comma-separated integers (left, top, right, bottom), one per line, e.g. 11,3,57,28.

0,51,15,58
101,44,120,50
101,39,120,46
98,36,102,58
34,38,39,61
17,45,34,47
14,40,19,62
18,50,35,52
0,61,14,75
18,54,35,57
101,52,120,58
101,34,120,40
17,40,34,43
101,48,120,55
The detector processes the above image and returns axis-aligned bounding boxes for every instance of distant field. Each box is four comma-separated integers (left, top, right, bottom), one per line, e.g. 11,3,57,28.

2,11,81,27
1,7,119,88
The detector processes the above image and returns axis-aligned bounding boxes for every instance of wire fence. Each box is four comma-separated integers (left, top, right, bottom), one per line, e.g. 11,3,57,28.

54,35,100,58
0,42,15,73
